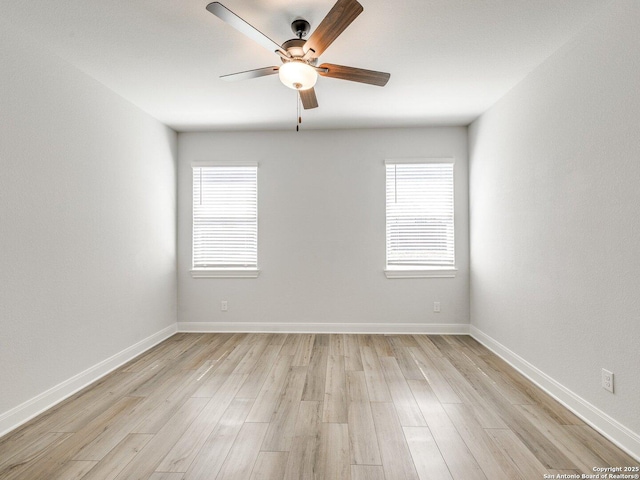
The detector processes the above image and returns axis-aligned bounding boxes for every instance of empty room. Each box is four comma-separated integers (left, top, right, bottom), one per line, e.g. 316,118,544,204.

0,0,638,479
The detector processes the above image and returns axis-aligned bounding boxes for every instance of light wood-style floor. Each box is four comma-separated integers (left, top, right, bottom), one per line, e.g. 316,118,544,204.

0,333,637,479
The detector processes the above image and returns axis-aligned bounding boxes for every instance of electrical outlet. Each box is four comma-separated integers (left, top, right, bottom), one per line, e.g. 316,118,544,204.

602,368,614,393
433,302,441,313
221,300,228,312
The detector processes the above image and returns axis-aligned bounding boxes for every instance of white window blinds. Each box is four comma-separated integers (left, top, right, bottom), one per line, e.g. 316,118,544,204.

386,160,455,268
192,164,257,269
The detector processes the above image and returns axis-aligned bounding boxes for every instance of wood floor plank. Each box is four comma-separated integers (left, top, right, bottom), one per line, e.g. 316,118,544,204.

344,334,364,371
361,346,392,402
442,403,523,480
565,425,638,467
481,353,584,425
50,460,97,480
357,334,375,348
0,431,70,474
182,397,254,480
517,403,608,473
261,365,308,451
403,426,453,480
428,335,457,356
422,351,506,429
9,396,143,480
346,370,370,402
301,345,328,401
427,353,491,405
292,400,323,438
148,473,185,480
434,346,577,470
236,345,283,399
215,422,269,480
461,347,537,406
388,342,425,381
329,334,345,355
466,402,509,430
250,451,288,480
171,335,224,372
246,355,293,423
371,402,419,480
123,334,196,373
121,345,168,373
282,400,322,480
113,397,209,480
348,401,382,465
50,369,162,433
46,373,132,427
485,428,549,480
129,363,213,434
179,333,234,371
320,423,350,480
75,367,206,460
232,335,271,374
351,465,386,480
0,432,74,480
372,335,394,357
455,335,492,356
390,335,420,348
80,433,153,480
379,356,426,427
412,335,443,357
73,398,149,460
127,367,183,399
409,347,461,404
279,334,301,356
191,339,253,398
292,334,315,366
408,379,487,480
267,334,287,346
156,373,249,472
323,354,348,423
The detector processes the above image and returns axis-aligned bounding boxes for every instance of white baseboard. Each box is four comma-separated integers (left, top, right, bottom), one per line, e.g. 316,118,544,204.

178,321,470,335
0,323,177,439
470,325,640,462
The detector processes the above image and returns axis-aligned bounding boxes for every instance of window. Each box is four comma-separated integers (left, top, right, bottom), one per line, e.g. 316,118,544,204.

385,159,456,278
191,163,258,278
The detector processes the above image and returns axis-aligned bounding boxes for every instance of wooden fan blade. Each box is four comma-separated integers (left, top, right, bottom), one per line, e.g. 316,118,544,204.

220,66,279,81
206,2,284,55
318,63,390,86
299,88,319,109
304,0,363,57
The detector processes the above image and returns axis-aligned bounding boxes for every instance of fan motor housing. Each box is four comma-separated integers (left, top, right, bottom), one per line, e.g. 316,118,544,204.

282,38,306,58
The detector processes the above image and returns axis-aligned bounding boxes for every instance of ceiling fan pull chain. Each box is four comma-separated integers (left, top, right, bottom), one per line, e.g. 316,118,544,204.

296,92,302,131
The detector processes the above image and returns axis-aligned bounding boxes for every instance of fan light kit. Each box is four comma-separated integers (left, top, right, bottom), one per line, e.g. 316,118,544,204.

278,61,318,91
205,0,390,128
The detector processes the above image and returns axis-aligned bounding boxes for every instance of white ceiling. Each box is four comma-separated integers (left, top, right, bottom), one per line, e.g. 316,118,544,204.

2,0,607,131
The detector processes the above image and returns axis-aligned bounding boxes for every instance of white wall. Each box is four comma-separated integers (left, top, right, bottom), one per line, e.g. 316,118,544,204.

469,0,640,456
178,127,469,331
0,29,177,431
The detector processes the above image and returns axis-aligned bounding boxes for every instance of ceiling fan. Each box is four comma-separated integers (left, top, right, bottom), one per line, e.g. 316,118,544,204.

206,0,390,110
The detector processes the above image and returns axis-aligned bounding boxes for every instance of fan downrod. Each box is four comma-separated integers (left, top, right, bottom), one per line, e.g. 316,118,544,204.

291,19,310,39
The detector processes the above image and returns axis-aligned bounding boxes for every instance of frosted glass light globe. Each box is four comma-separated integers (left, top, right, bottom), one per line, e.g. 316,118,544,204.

278,61,318,90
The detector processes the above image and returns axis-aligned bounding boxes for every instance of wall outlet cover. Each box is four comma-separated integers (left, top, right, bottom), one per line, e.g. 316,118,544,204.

601,368,614,393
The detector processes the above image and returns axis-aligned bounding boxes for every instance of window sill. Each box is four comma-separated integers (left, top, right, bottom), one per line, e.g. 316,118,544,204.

191,268,260,279
384,267,457,279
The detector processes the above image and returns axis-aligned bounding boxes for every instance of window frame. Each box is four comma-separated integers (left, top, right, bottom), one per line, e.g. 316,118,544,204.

384,158,457,279
190,161,260,279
